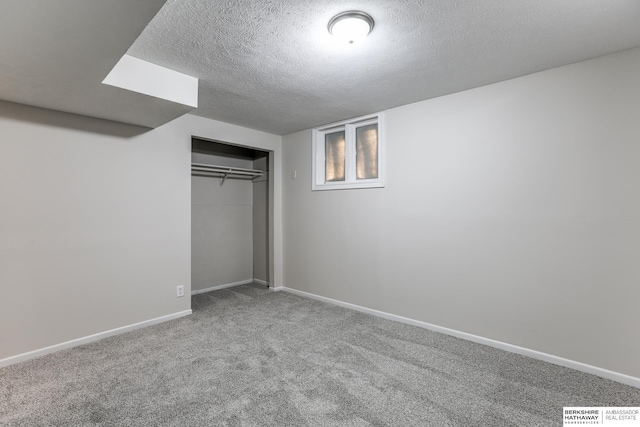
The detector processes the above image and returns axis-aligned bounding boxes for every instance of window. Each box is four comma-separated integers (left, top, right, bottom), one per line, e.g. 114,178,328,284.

312,113,385,191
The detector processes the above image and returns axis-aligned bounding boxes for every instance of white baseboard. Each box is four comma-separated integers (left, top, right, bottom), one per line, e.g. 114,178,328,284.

253,278,270,287
191,279,253,295
280,287,640,389
0,309,192,369
270,286,284,292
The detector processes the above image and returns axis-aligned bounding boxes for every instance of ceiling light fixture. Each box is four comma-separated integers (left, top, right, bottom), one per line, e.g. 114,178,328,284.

328,11,374,44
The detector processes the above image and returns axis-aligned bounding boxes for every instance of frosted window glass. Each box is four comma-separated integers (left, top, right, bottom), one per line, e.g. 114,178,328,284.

325,131,346,182
356,124,378,180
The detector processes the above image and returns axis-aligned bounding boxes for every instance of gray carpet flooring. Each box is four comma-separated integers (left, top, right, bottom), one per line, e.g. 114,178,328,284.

1,283,638,426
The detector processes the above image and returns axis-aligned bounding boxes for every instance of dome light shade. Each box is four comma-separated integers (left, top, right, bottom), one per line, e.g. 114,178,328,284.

328,11,374,44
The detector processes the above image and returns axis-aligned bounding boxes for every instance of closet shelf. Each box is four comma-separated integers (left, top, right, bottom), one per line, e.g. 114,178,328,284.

191,163,264,185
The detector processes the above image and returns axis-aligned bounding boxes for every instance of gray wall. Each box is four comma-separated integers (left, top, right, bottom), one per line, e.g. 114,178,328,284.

191,154,254,291
0,101,281,361
282,48,640,378
253,156,269,283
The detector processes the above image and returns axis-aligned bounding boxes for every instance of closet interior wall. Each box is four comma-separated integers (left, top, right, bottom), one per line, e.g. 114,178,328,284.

191,139,269,293
252,156,269,285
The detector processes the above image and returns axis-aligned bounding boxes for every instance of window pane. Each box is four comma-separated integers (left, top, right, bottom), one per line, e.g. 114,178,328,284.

325,131,345,182
356,124,378,180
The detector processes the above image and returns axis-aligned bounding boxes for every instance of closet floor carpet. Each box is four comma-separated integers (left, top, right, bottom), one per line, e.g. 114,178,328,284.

1,283,638,426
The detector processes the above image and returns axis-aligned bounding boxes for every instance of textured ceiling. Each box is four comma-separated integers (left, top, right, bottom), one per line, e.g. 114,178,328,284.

2,1,639,134
128,0,640,135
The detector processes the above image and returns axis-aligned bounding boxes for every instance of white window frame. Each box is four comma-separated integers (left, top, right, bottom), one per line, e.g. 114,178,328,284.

312,113,385,191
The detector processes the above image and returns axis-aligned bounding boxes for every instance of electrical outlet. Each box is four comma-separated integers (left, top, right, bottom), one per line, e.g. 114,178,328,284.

176,285,184,297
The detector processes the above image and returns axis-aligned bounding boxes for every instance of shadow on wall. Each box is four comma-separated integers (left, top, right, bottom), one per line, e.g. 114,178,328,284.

0,100,150,138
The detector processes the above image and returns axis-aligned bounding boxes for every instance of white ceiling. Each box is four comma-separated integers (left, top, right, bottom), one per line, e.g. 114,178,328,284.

128,0,640,134
0,0,193,128
2,1,640,134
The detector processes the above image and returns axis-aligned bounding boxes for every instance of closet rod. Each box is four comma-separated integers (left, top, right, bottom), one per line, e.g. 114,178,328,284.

191,163,263,176
192,171,257,177
191,162,263,185
191,167,262,177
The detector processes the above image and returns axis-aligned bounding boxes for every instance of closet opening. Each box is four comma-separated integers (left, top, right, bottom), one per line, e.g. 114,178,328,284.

191,137,270,295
